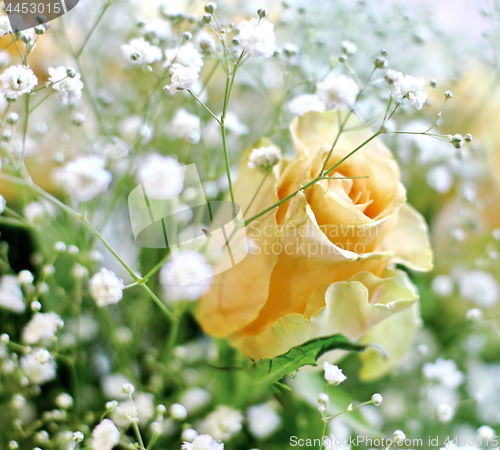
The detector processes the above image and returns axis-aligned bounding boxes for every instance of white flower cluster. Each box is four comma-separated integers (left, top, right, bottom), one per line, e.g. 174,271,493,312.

136,153,185,199
0,275,25,313
199,405,243,441
20,349,57,385
237,18,277,58
0,65,38,99
247,403,281,439
323,362,347,385
182,434,224,450
458,270,498,308
22,312,64,345
0,195,6,214
164,43,204,94
172,108,201,144
247,146,281,171
89,268,124,307
54,156,112,202
48,66,84,105
91,419,120,450
387,70,427,110
121,37,162,65
160,250,213,302
288,73,359,115
316,73,360,110
0,16,12,36
423,358,464,389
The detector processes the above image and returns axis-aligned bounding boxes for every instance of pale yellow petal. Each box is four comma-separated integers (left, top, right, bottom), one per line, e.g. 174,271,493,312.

358,303,420,381
380,203,433,271
231,269,418,360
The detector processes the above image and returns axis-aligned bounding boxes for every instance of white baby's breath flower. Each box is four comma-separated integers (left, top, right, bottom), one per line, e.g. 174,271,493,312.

289,94,326,116
181,428,199,442
165,43,203,72
458,270,498,308
164,63,199,94
0,16,12,37
22,312,64,345
54,156,112,202
19,28,34,43
172,108,201,144
432,274,454,297
20,351,57,385
466,308,483,321
55,393,74,409
73,431,84,442
0,65,38,98
316,73,359,110
91,419,120,450
223,111,249,135
180,387,212,414
89,268,124,307
121,38,162,65
136,153,184,199
247,403,281,439
17,271,33,287
160,250,213,302
341,40,357,55
317,393,330,405
393,429,406,442
248,146,281,171
170,403,188,420
423,358,464,389
0,275,25,313
199,406,243,441
427,165,453,193
23,201,53,225
371,393,383,406
477,425,495,442
196,30,216,53
181,434,224,450
237,18,276,57
435,403,454,423
389,71,427,110
120,116,153,144
0,195,6,214
102,374,131,399
323,362,347,385
48,66,84,105
111,402,139,427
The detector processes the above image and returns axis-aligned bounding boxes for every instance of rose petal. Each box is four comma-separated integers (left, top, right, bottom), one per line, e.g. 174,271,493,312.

231,269,418,360
358,303,420,380
380,203,433,271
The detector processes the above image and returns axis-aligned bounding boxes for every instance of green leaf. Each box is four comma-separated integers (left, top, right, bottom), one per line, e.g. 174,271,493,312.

253,334,365,386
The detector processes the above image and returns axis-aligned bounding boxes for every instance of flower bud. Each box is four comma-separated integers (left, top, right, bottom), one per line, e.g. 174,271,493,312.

205,2,216,13
371,393,383,406
257,8,268,18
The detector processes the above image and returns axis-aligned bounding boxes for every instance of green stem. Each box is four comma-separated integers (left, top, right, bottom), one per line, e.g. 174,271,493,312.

131,421,146,450
188,90,221,124
76,1,113,58
243,171,269,218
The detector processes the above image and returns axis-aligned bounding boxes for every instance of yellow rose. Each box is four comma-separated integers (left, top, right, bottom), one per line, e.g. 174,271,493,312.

197,111,432,376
